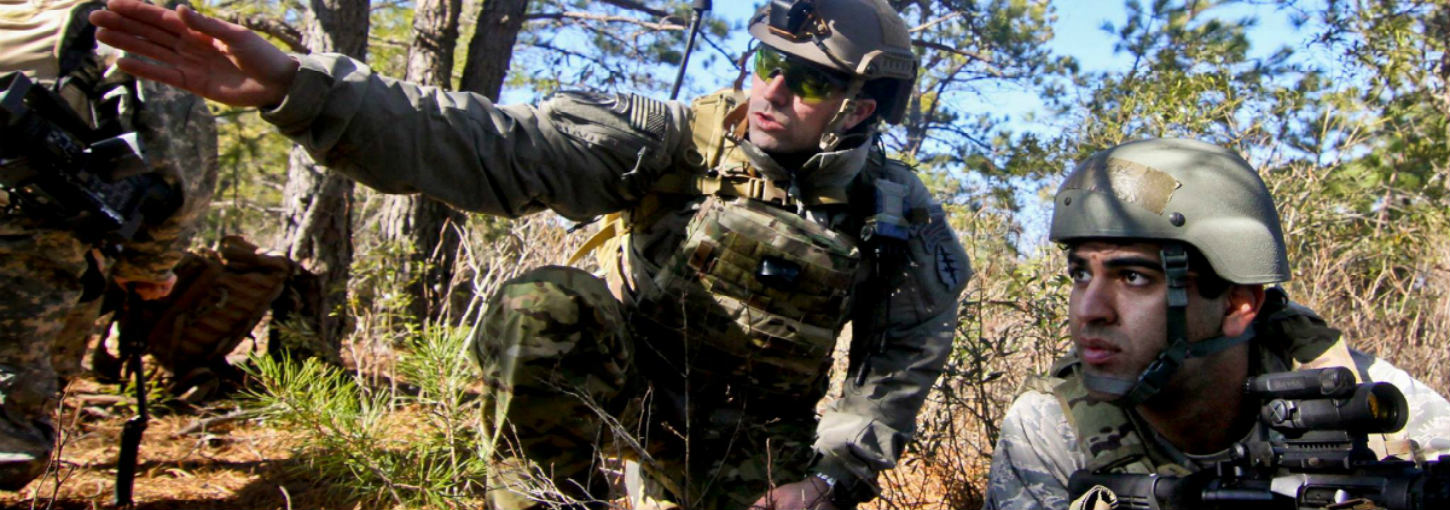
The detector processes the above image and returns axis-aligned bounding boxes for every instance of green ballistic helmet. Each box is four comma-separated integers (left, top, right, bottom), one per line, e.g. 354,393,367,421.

748,0,918,125
1050,138,1290,285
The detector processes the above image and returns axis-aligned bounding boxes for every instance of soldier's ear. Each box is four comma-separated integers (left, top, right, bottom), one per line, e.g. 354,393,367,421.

1221,284,1265,337
842,98,877,131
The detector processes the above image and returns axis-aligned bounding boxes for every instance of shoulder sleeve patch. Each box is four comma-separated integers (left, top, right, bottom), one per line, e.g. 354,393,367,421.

546,90,668,137
623,94,668,138
919,202,971,294
878,200,971,325
541,90,678,167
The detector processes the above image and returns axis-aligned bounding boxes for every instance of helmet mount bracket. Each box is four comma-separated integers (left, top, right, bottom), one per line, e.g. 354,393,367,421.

768,0,825,41
818,77,867,152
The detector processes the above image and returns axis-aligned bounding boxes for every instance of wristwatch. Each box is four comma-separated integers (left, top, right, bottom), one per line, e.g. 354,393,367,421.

812,471,837,490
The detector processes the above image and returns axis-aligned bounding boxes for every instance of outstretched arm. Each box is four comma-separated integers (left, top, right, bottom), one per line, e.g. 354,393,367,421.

90,0,296,107
95,1,693,220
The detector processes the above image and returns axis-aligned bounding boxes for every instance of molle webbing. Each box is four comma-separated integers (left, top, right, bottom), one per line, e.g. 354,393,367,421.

633,196,859,399
687,89,746,171
649,171,850,208
125,236,295,376
568,88,851,267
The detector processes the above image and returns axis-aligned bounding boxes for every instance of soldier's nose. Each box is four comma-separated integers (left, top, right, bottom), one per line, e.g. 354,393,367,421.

1073,281,1117,326
761,73,792,104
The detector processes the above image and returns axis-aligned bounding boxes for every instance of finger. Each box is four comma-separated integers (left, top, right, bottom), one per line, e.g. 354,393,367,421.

177,5,253,46
96,27,187,67
113,56,189,92
95,3,225,61
91,11,184,51
176,5,296,89
101,0,190,34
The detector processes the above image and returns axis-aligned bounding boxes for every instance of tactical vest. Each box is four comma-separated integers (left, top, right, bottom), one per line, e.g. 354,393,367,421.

570,89,910,408
1040,289,1369,476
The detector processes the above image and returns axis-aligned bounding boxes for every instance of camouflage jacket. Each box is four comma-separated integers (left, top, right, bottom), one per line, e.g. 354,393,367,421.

261,53,971,494
0,0,218,283
982,312,1450,510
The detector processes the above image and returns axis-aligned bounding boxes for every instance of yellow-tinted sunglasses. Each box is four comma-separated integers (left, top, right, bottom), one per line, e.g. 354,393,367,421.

752,45,848,103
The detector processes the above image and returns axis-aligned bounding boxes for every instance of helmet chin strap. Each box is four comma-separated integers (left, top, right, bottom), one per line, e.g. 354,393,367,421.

817,77,866,152
1080,244,1254,406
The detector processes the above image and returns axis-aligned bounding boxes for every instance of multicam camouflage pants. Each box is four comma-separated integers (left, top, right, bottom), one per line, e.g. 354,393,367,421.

0,229,92,490
474,266,817,509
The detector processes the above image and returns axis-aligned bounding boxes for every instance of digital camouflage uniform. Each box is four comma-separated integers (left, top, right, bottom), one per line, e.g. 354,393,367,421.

0,0,217,489
982,138,1450,510
983,337,1450,510
259,48,970,507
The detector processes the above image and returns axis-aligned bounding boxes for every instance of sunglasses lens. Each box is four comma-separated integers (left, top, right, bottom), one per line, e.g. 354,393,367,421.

753,46,787,81
788,66,838,102
753,46,842,103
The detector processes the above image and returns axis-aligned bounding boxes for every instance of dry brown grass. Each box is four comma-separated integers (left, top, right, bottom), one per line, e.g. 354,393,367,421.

1272,164,1450,391
1,378,321,510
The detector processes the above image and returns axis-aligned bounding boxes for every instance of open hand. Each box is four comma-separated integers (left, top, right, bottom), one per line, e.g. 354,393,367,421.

90,0,297,107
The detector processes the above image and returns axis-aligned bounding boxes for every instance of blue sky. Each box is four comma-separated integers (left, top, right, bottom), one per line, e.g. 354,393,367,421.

680,1,1318,124
505,2,1320,109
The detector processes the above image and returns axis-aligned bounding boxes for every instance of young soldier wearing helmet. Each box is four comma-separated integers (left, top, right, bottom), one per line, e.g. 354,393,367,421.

91,0,970,508
982,138,1450,510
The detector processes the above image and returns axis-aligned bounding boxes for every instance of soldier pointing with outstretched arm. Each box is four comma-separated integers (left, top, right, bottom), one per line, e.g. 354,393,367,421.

91,0,971,508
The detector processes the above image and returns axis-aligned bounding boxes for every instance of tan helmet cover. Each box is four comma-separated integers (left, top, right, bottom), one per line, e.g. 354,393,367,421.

1050,138,1290,284
748,0,918,124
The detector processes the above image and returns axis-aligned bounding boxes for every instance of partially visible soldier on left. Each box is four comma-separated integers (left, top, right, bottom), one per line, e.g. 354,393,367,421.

0,0,216,489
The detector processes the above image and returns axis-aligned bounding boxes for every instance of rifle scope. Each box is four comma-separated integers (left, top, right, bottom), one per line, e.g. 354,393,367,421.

0,71,173,243
1247,367,1408,434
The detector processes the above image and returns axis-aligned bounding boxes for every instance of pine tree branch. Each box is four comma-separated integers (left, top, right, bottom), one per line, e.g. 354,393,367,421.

526,11,686,32
222,12,308,53
596,0,671,19
912,39,996,70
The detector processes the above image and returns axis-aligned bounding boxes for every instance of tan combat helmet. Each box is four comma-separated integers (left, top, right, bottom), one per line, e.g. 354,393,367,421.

1050,137,1290,284
748,0,918,149
1049,138,1290,405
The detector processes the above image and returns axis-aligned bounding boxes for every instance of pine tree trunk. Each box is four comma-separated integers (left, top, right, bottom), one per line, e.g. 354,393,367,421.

377,0,468,323
376,0,528,323
274,0,370,360
406,0,464,86
459,0,528,97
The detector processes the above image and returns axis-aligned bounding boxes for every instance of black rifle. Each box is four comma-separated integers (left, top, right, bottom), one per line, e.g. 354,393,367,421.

0,71,178,248
1068,367,1450,509
113,288,151,507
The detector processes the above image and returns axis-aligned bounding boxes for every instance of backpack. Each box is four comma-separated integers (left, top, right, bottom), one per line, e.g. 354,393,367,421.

97,235,299,400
